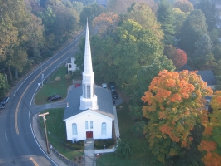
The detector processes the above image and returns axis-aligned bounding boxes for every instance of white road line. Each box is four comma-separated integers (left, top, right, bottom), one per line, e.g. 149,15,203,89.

30,93,35,106
4,132,8,142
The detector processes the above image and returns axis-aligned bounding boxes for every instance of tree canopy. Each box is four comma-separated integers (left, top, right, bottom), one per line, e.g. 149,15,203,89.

142,70,213,163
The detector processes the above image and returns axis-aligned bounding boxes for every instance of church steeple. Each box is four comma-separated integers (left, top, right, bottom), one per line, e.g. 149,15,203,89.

83,20,93,74
79,20,98,111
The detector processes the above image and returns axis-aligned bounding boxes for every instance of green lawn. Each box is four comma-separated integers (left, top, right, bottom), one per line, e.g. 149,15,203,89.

96,105,163,166
40,108,84,160
35,66,81,105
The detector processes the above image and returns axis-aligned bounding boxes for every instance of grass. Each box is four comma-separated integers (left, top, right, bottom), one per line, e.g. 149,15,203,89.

39,108,84,160
35,66,81,105
96,104,163,166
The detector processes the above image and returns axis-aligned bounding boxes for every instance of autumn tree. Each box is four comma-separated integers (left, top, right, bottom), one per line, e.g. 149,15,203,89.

93,12,119,34
165,45,187,68
142,70,213,163
198,91,221,166
174,0,193,13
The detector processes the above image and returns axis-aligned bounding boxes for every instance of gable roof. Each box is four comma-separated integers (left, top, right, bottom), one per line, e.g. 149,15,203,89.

197,70,216,86
64,85,114,120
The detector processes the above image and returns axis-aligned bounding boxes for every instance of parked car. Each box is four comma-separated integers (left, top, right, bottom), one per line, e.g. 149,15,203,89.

108,82,116,92
112,91,118,100
102,83,108,88
0,104,5,109
0,96,10,106
47,95,62,102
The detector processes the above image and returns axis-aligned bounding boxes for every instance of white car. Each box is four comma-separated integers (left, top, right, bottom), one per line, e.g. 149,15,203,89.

102,83,108,88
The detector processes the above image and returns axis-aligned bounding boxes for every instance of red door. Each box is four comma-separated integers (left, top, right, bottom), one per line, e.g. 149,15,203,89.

86,131,93,139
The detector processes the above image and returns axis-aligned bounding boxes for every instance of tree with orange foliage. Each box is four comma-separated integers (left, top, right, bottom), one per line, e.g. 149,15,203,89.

164,45,187,68
142,70,212,163
93,12,119,34
198,91,221,166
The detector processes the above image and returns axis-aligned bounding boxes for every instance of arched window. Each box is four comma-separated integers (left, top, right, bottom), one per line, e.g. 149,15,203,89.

72,123,78,135
101,122,106,135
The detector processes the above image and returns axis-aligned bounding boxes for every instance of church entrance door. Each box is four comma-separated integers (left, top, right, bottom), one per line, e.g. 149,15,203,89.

86,131,93,139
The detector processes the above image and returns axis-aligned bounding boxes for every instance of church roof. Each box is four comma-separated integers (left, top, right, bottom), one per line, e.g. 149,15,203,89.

64,85,114,120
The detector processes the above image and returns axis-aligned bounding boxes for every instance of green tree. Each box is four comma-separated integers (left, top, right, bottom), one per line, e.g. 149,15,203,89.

157,0,175,45
192,34,216,69
79,4,104,26
142,70,213,164
0,73,8,98
196,0,216,31
178,9,207,56
174,0,194,13
107,0,157,14
127,3,163,40
171,7,188,40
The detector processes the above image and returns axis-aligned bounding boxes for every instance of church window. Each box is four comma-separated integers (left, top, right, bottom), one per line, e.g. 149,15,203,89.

85,121,88,130
101,122,106,135
86,85,91,98
72,123,78,135
90,121,93,129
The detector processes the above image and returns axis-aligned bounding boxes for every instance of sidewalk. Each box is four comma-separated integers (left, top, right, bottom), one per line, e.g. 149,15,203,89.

32,114,69,166
84,139,96,166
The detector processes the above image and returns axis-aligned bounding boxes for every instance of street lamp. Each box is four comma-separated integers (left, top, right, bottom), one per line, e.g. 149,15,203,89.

39,112,50,154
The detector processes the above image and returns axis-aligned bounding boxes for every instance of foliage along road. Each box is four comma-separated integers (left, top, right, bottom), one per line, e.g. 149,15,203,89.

0,31,83,166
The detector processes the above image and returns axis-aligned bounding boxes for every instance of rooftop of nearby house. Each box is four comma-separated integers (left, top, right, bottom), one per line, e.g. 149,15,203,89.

178,65,216,86
197,70,216,86
64,85,114,120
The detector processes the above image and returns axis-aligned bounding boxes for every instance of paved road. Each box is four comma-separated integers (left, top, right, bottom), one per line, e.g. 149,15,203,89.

0,32,83,166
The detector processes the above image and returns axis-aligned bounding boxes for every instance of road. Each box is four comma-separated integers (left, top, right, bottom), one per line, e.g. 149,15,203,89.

0,32,83,166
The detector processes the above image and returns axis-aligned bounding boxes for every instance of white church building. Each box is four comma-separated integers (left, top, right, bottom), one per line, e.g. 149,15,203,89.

64,22,114,141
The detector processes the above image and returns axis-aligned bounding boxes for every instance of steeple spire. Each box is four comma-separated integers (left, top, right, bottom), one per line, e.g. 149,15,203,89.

79,20,98,111
84,19,93,74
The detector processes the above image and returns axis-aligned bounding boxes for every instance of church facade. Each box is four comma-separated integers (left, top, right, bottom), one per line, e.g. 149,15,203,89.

64,22,114,141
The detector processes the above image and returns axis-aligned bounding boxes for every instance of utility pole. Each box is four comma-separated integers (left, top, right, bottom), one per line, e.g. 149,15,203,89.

39,112,50,154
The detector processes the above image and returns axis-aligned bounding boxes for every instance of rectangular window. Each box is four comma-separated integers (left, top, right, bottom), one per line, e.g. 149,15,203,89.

86,86,91,98
90,121,93,129
85,121,88,130
72,123,78,135
101,122,106,135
